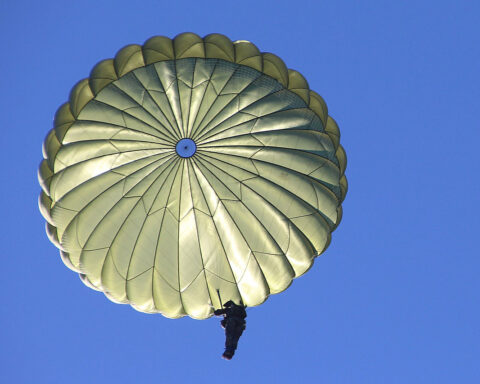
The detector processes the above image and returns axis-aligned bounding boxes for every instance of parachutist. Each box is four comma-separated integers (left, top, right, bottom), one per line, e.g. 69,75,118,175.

214,300,247,360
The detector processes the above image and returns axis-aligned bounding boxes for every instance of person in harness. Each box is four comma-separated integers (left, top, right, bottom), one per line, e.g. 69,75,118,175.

214,300,247,360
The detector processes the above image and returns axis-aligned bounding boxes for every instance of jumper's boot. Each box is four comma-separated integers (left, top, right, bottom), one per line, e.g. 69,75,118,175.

222,350,234,360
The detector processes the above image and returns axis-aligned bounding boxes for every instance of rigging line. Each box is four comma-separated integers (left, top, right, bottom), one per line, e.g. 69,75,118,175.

217,289,222,309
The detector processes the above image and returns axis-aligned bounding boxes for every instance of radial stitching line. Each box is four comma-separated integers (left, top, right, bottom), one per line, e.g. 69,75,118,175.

131,68,182,142
194,99,284,143
72,119,176,145
192,72,273,143
186,160,215,309
187,58,218,138
53,148,164,188
108,80,180,143
189,62,239,140
108,138,174,149
196,106,315,145
57,143,172,170
197,150,329,243
197,118,259,146
100,158,182,305
199,150,335,229
55,153,175,228
123,160,184,303
197,153,318,276
200,126,328,151
90,157,180,280
198,149,340,204
54,151,175,203
73,156,178,286
194,82,302,143
186,60,220,137
147,157,182,252
172,59,185,137
182,61,195,138
148,158,187,315
190,158,242,300
142,60,181,139
196,103,315,145
107,140,171,155
195,155,296,281
175,160,188,313
199,148,335,200
190,61,244,140
197,97,316,143
150,62,184,140
202,144,338,181
193,157,271,294
88,98,174,143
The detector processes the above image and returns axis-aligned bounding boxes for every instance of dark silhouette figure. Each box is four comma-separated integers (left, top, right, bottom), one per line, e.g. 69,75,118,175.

214,300,247,360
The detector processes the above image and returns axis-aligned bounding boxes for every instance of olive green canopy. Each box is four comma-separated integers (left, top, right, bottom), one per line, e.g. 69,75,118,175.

39,33,347,319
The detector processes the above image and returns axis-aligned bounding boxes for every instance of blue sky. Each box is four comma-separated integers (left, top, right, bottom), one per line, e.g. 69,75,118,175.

1,1,479,383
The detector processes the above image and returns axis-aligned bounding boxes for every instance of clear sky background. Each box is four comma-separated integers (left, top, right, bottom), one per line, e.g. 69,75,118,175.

1,1,479,383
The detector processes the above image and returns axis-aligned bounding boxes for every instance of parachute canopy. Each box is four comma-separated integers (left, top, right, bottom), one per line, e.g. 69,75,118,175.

39,33,347,319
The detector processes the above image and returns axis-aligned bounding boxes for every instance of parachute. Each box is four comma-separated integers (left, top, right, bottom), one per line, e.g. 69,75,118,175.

38,33,348,319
